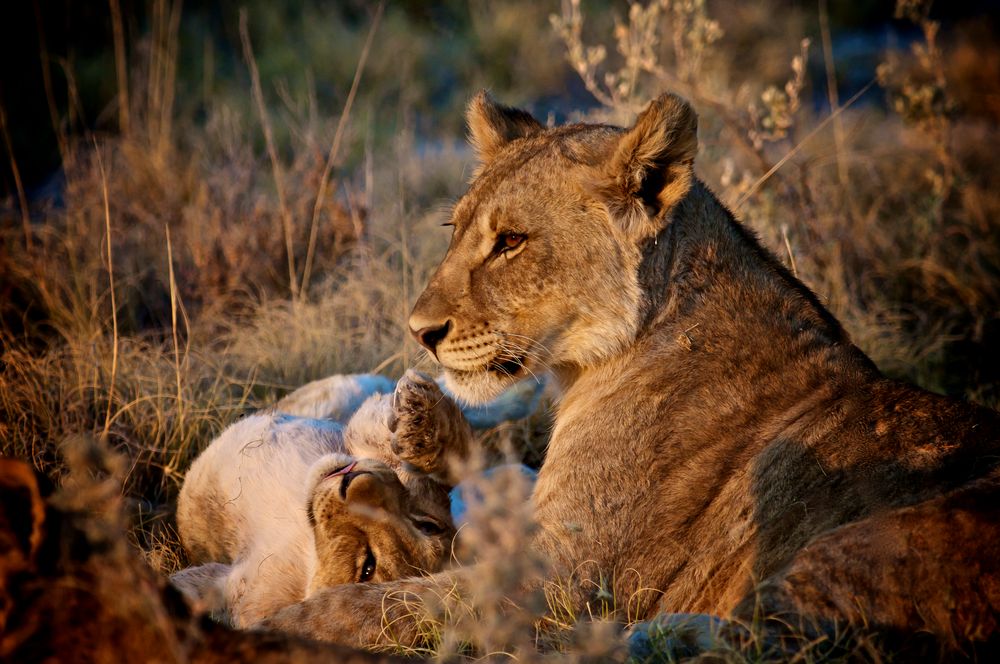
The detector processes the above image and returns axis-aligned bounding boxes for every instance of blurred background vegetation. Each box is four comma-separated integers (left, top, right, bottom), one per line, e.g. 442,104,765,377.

1,1,999,655
4,1,997,195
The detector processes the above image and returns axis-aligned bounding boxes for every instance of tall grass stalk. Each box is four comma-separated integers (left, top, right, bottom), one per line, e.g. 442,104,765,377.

735,79,875,210
301,1,385,301
165,224,186,468
108,0,130,137
818,0,848,198
0,104,32,251
239,8,299,300
95,141,119,442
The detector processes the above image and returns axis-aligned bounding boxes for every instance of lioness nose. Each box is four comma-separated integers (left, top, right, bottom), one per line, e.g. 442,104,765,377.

411,320,451,355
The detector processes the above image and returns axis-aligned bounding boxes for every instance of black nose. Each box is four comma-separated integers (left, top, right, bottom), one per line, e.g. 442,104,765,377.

412,320,451,355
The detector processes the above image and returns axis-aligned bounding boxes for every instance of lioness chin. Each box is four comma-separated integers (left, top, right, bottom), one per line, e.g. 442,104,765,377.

260,91,1000,660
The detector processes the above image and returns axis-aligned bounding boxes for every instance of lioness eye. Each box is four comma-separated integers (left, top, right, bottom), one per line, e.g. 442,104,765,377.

359,547,376,582
493,232,525,256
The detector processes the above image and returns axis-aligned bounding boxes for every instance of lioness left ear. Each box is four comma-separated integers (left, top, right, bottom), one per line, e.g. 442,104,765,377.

466,90,544,167
597,93,698,239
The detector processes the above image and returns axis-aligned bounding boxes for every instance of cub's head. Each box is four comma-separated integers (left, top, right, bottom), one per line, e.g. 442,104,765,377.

409,91,698,403
305,454,454,593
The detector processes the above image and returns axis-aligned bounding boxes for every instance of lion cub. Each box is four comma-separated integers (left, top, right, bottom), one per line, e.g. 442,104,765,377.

172,371,472,628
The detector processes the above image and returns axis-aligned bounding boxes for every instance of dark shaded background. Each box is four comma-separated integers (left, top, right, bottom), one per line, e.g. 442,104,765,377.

3,0,997,199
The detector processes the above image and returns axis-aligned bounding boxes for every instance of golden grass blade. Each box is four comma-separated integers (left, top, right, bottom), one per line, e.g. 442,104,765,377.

165,224,184,457
736,78,876,210
94,141,119,441
108,0,130,137
819,0,847,192
0,104,32,251
239,8,299,300
300,1,385,300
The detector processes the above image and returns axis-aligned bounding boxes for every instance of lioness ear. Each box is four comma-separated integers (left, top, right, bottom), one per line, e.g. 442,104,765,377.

466,90,544,165
597,93,698,238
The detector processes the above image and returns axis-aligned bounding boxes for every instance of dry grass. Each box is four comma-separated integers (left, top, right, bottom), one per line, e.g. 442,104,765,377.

2,0,999,661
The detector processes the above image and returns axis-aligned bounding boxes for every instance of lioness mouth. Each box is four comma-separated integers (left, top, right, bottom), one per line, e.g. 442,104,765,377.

487,355,524,376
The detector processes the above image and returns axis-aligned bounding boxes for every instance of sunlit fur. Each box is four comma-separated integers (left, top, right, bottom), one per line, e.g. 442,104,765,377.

261,93,1000,659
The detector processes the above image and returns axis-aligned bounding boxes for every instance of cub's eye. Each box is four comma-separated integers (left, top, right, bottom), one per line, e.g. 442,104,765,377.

493,232,526,257
359,547,376,582
413,517,446,536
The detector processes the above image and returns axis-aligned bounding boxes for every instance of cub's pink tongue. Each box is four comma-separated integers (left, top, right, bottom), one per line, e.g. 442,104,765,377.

327,461,358,477
332,461,357,477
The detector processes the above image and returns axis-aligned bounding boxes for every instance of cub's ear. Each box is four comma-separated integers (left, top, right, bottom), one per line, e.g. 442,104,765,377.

596,93,698,239
466,90,544,166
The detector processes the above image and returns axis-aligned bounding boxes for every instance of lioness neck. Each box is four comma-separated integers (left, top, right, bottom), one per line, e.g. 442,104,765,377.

538,180,880,611
547,178,883,487
554,179,871,399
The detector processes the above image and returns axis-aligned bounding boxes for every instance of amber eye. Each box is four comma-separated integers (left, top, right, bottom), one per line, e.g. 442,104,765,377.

359,547,376,582
494,232,526,256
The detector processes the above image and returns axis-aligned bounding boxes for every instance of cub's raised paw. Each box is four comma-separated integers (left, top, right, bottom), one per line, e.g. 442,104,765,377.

389,370,469,478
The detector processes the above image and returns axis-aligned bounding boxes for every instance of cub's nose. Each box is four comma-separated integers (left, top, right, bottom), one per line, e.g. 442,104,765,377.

410,319,451,355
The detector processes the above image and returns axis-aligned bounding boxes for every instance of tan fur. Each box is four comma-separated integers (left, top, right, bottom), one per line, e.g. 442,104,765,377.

261,93,1000,659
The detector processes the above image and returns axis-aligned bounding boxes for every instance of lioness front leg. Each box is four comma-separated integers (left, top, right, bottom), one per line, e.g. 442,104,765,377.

255,572,459,648
256,560,548,649
388,370,475,484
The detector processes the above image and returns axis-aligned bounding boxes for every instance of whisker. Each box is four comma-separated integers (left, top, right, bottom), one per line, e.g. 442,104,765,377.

495,339,553,374
496,350,549,383
514,357,541,383
492,361,515,380
498,348,549,381
498,336,555,373
501,332,554,357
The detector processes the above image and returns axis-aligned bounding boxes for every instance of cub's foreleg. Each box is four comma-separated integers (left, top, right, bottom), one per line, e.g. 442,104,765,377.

387,370,477,485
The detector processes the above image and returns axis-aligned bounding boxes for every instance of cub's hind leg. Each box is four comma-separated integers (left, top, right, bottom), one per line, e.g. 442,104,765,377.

170,562,232,621
274,373,395,421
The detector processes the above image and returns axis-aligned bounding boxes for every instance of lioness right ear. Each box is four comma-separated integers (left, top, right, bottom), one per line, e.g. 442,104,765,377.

596,93,698,240
466,90,544,166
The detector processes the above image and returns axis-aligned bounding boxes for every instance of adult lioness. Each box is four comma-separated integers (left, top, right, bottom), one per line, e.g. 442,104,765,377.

261,92,1000,658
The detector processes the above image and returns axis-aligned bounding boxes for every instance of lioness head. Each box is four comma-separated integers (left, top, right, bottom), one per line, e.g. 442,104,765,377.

409,91,698,403
304,454,454,593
